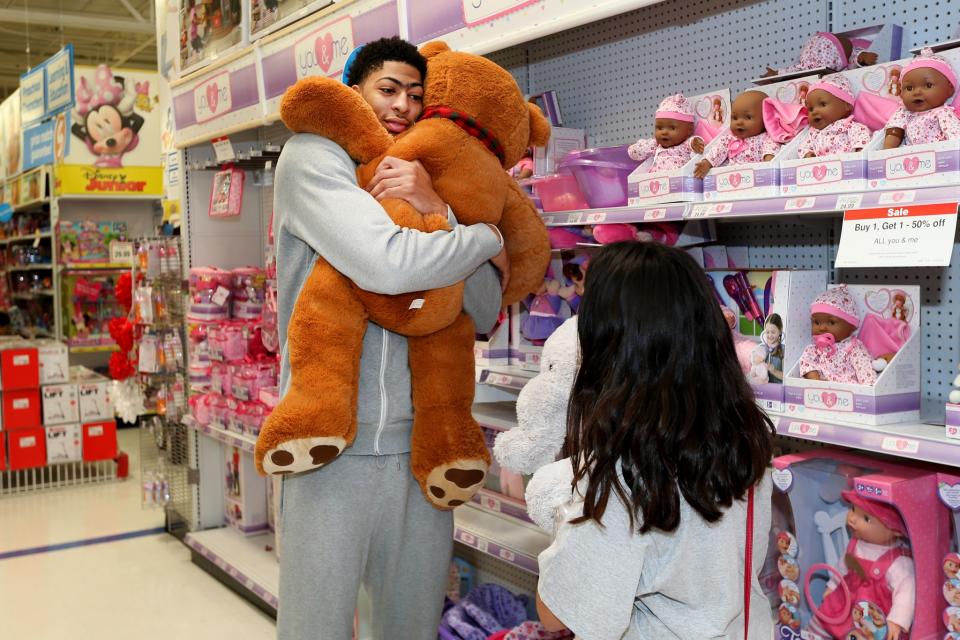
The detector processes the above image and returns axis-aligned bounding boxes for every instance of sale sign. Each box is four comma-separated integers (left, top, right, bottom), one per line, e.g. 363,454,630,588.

835,202,958,268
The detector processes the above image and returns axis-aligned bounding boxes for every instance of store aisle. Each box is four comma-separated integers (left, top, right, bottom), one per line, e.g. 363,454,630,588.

0,427,276,639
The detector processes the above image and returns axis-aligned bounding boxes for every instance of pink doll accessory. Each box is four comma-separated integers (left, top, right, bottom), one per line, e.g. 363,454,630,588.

779,32,865,74
655,93,695,122
762,99,810,143
810,285,860,327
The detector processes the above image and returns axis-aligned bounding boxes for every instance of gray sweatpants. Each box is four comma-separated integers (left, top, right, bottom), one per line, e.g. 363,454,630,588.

277,453,453,640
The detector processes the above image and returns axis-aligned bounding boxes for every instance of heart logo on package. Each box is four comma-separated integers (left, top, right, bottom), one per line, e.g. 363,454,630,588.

861,67,888,94
775,83,798,104
650,181,661,195
821,392,838,408
206,82,220,113
772,468,794,493
812,165,828,181
939,482,960,510
903,157,920,175
728,173,742,188
870,180,878,188
316,32,335,73
796,198,808,208
864,288,892,314
893,192,905,202
694,96,712,119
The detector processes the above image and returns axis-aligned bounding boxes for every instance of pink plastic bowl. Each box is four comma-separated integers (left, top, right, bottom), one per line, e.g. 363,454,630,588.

532,173,589,212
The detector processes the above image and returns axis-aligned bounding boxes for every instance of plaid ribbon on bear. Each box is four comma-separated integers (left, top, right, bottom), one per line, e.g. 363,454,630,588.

418,106,506,164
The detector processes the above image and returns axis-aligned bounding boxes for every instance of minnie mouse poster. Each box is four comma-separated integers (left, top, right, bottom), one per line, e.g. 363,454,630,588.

70,65,144,168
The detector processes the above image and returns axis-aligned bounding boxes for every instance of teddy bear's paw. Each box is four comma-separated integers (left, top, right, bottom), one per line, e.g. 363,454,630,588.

424,459,488,509
261,436,347,475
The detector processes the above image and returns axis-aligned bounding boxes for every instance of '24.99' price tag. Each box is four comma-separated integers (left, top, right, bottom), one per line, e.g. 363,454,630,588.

835,202,958,268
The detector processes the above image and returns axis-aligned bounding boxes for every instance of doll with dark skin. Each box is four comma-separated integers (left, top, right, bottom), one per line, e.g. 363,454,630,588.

797,75,873,158
802,313,856,381
628,94,705,171
883,49,960,149
799,286,878,385
694,91,778,178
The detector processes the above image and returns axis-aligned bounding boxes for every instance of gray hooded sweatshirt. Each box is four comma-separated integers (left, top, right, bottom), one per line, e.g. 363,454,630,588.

274,133,503,456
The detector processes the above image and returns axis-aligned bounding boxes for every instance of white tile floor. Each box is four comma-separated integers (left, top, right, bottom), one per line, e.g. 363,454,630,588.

0,427,277,639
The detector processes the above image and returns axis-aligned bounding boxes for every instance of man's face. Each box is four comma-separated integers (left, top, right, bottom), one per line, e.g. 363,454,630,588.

353,61,424,135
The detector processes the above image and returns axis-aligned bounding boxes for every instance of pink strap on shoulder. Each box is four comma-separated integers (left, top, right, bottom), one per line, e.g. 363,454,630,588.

744,484,755,639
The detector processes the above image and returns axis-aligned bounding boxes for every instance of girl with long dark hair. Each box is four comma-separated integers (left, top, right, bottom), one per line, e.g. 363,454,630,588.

535,241,775,638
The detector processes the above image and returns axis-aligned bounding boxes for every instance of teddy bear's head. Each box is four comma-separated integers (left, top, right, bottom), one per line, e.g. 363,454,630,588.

419,41,551,169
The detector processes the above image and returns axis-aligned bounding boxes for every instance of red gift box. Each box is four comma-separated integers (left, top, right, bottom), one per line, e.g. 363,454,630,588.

1,347,39,390
3,389,41,430
8,427,45,470
82,421,117,461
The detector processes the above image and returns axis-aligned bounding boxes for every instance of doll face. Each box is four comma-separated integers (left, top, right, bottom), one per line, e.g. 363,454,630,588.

846,504,900,545
654,118,694,149
947,558,960,578
901,67,955,113
730,91,767,139
805,89,853,130
778,556,800,581
811,312,856,342
867,604,886,627
852,606,863,624
778,606,793,625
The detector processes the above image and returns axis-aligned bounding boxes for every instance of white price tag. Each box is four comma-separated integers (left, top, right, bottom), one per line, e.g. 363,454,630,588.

688,204,709,219
784,197,816,211
89,425,104,437
835,194,863,210
482,495,502,512
644,208,667,221
540,215,555,224
20,436,36,447
459,531,476,545
409,298,425,310
13,398,29,409
211,137,236,163
109,241,135,265
476,538,489,553
585,211,607,223
835,202,958,268
947,425,960,440
211,286,231,307
880,436,919,454
498,548,516,562
787,421,820,437
877,190,916,205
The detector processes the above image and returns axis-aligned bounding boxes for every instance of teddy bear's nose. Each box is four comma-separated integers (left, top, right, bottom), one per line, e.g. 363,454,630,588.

106,138,116,148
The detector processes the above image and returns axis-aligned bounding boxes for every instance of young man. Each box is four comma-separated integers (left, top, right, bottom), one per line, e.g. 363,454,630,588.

274,37,505,640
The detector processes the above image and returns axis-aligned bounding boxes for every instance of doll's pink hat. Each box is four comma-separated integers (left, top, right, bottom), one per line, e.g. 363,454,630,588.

810,285,859,328
841,490,908,537
812,32,848,71
809,74,856,106
903,47,958,93
655,93,695,123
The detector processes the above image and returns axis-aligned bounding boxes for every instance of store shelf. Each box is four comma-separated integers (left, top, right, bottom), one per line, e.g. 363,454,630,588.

17,326,53,339
12,198,49,213
61,262,132,271
184,415,257,454
7,264,53,271
68,344,120,353
183,528,278,610
471,488,535,525
1,231,52,245
540,203,687,226
453,503,550,575
769,411,959,467
477,366,536,391
473,402,521,432
11,290,54,301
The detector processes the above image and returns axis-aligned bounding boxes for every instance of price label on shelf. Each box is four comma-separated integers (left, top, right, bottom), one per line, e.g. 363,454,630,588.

584,211,607,223
835,202,958,268
643,208,667,221
784,197,816,211
498,548,516,562
459,531,476,545
476,538,489,553
481,495,502,512
880,436,919,455
211,136,236,163
877,190,916,205
786,421,820,437
688,204,709,219
540,215,555,225
835,194,863,211
109,241,135,265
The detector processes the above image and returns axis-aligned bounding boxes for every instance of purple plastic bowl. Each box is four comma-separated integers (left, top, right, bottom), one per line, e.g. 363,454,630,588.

561,159,638,208
562,143,636,165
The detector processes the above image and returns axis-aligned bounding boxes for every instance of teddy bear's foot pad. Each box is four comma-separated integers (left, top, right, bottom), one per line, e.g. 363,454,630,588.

425,459,487,509
262,436,347,475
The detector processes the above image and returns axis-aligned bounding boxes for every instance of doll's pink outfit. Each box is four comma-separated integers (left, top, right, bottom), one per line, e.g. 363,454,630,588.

629,94,701,171
778,32,866,74
799,286,878,385
703,130,782,166
797,116,873,157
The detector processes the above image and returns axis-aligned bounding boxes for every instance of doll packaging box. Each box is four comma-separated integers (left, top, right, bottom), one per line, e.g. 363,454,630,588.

224,445,269,536
534,127,586,177
710,269,827,412
784,284,921,426
474,309,510,367
510,255,575,371
626,90,731,206
765,449,948,640
936,472,960,634
867,48,960,190
180,0,249,76
779,70,889,196
701,77,813,202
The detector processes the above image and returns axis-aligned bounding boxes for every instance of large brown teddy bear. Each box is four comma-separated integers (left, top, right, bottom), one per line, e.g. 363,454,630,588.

254,41,552,509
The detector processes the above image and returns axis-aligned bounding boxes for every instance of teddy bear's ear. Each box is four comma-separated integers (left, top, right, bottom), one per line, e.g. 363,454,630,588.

527,102,552,147
419,41,451,59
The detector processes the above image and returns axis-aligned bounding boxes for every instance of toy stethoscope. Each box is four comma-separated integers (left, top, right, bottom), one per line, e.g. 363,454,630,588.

804,562,854,627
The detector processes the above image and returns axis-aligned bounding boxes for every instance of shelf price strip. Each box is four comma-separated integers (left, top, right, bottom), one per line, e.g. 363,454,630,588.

835,201,958,268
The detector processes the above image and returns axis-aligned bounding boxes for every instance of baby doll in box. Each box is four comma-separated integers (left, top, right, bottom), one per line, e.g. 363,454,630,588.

763,31,879,78
798,74,874,158
628,94,706,171
694,90,806,178
883,48,960,149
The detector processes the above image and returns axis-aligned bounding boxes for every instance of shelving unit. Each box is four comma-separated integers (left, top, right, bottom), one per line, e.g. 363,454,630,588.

183,528,279,613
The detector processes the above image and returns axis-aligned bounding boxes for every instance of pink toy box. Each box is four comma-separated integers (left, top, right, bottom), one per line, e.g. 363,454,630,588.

510,255,578,371
947,403,960,440
474,308,510,367
784,284,921,425
937,472,960,635
627,89,731,206
867,48,960,190
764,449,948,640
534,127,586,177
710,269,827,412
223,444,268,536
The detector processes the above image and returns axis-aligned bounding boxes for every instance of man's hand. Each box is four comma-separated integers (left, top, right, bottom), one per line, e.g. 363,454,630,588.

366,156,446,216
486,224,510,293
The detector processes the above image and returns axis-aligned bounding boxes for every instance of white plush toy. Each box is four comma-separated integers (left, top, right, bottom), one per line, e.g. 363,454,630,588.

494,316,580,532
745,342,769,385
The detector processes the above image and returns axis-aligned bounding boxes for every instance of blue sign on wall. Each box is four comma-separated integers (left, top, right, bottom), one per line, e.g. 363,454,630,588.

19,44,75,126
22,119,56,170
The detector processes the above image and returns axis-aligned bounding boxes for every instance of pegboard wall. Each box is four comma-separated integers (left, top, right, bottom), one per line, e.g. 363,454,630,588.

486,0,957,147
